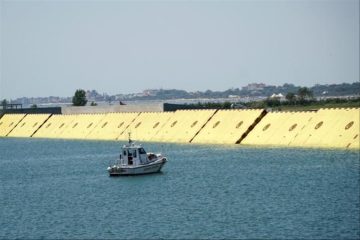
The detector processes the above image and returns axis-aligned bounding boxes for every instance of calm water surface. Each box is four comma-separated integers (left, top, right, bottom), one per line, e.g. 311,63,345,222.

0,138,359,239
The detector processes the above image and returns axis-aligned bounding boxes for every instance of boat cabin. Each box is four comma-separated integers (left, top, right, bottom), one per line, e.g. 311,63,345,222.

120,143,149,166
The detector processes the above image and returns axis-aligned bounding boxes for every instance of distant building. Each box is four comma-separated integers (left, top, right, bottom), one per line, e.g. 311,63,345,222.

142,89,159,96
270,93,285,101
243,83,266,91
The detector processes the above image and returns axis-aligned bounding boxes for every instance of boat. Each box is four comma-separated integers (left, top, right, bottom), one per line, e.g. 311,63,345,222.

107,136,167,176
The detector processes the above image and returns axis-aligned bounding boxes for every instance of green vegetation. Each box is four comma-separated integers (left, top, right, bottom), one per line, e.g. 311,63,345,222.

185,97,360,111
274,98,360,111
90,101,97,106
297,87,313,101
72,89,88,106
186,86,358,111
187,101,234,109
130,82,359,100
244,97,360,111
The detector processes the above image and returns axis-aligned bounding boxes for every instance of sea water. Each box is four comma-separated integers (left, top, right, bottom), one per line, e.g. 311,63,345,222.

0,138,359,239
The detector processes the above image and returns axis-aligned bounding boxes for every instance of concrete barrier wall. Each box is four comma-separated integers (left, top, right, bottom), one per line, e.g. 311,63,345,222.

1,108,359,149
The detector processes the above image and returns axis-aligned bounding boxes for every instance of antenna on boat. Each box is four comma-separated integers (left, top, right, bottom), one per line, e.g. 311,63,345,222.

128,132,133,144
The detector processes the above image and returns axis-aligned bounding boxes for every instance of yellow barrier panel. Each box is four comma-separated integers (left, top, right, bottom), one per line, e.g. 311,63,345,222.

289,108,360,149
315,108,351,148
8,114,51,137
344,109,360,149
0,114,26,136
242,111,316,146
51,115,77,138
152,110,216,143
57,114,106,139
117,112,174,141
87,112,139,140
191,109,265,144
272,112,316,146
32,114,75,138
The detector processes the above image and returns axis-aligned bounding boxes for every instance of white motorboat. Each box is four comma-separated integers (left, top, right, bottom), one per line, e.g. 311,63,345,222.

107,137,167,176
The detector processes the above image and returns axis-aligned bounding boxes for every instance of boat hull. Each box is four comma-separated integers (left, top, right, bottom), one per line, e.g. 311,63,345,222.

108,158,166,176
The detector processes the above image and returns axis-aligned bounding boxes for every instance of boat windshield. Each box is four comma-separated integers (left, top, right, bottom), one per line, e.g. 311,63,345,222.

139,148,146,154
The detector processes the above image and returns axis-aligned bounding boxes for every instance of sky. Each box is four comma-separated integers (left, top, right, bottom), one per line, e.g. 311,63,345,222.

0,0,359,99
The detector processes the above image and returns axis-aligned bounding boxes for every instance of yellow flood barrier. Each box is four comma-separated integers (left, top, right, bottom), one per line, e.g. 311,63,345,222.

289,108,360,149
86,112,139,140
152,110,217,143
321,108,360,149
0,114,26,137
241,111,316,146
7,114,51,138
117,112,174,142
33,114,78,139
191,109,265,144
58,114,106,139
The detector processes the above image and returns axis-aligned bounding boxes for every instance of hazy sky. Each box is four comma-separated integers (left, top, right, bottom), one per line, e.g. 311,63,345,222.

0,0,359,99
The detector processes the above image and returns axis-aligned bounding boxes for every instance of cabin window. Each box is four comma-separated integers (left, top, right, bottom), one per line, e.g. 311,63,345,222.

127,149,137,158
139,148,146,154
123,151,127,156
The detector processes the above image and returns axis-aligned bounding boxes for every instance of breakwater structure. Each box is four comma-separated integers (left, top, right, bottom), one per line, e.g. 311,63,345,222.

0,108,359,149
